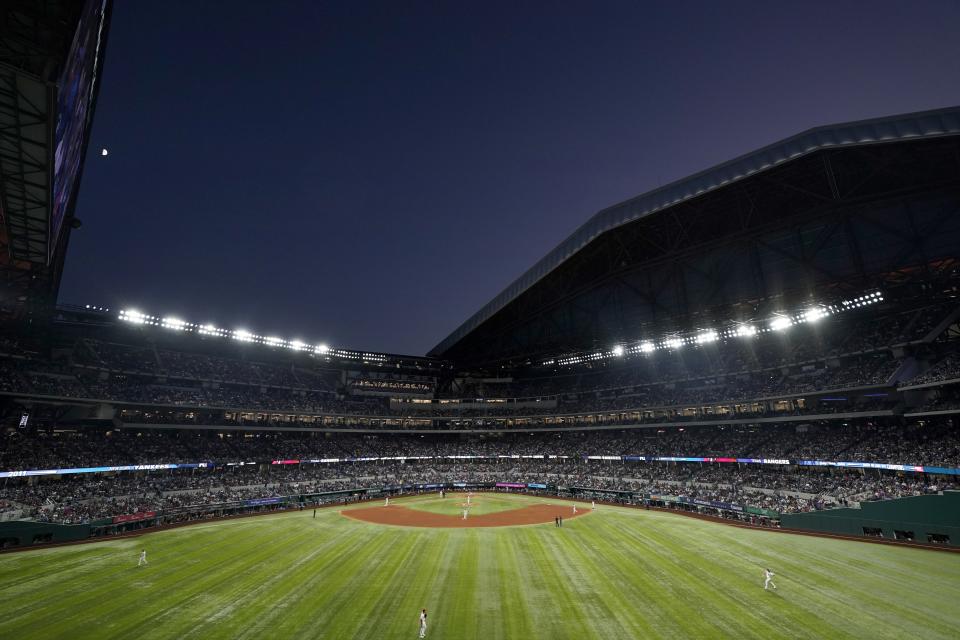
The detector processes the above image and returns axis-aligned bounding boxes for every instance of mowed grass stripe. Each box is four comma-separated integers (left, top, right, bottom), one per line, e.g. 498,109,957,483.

596,513,719,637
68,517,316,639
703,525,959,639
1,498,959,639
616,509,956,640
515,521,596,638
539,516,653,637
4,520,296,639
557,514,664,637
351,529,444,639
187,518,385,639
612,514,795,639
230,518,403,639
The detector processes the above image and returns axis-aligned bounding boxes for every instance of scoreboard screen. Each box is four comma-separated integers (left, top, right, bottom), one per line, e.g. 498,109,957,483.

51,0,110,261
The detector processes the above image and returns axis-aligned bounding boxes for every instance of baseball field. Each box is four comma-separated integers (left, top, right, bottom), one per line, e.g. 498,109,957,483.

1,492,958,639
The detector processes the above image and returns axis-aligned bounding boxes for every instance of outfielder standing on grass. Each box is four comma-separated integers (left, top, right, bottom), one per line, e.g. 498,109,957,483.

137,549,148,567
418,608,427,638
764,568,777,590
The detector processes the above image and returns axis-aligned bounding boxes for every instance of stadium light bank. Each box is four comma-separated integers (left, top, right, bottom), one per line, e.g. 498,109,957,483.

543,291,883,367
115,309,386,363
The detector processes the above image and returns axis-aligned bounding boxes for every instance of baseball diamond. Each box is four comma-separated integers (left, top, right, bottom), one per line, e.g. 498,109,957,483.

2,494,959,639
343,494,590,527
1,4,959,639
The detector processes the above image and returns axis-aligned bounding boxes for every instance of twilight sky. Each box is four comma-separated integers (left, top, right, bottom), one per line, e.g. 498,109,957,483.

61,0,960,355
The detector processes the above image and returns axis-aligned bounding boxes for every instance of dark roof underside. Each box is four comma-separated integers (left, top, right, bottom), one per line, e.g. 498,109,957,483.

431,106,960,364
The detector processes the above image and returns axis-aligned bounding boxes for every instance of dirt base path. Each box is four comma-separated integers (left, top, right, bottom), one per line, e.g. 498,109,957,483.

342,503,589,528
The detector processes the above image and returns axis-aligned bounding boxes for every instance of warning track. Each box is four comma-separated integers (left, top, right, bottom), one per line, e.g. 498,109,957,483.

342,503,588,528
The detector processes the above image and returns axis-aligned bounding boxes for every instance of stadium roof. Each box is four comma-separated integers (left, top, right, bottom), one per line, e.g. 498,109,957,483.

430,106,960,358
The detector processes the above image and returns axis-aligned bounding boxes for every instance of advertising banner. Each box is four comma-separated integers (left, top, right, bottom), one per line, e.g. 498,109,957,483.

112,511,156,524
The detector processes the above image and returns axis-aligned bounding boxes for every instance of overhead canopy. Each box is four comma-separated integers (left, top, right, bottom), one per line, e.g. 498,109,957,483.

429,106,960,360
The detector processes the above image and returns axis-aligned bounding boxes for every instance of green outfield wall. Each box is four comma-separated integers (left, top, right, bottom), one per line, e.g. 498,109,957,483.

0,520,93,548
779,491,960,546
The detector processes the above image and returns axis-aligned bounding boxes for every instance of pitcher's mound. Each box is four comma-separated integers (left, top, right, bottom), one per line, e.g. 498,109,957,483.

342,504,588,528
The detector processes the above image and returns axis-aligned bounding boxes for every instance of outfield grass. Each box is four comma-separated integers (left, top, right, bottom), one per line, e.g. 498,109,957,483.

0,494,958,639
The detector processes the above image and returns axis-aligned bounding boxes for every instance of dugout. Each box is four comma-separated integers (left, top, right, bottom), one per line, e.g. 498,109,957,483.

779,491,960,547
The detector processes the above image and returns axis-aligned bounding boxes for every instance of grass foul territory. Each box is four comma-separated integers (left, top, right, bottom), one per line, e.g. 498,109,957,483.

0,493,957,639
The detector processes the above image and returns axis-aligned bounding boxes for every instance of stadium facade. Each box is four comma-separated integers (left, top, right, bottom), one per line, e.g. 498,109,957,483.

0,4,958,547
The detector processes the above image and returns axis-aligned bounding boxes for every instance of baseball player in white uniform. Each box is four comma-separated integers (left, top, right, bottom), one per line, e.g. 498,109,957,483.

764,568,777,590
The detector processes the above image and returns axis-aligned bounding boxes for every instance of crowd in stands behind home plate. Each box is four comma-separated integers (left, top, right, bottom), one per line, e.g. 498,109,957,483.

2,423,958,524
907,352,960,386
0,354,908,422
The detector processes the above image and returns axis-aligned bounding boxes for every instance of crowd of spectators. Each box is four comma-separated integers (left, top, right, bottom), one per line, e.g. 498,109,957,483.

3,456,955,524
907,352,960,386
2,298,957,423
467,301,955,399
4,421,958,472
0,354,908,423
2,422,958,523
72,340,341,391
1,299,958,525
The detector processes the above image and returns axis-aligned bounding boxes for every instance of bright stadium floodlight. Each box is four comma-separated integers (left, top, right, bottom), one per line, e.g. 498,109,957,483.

119,309,146,325
803,307,828,323
612,345,625,357
288,340,307,351
199,324,222,336
315,343,330,354
265,336,285,348
735,324,757,338
161,317,186,331
639,341,656,353
769,316,792,332
696,330,718,344
233,329,254,342
665,338,683,350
